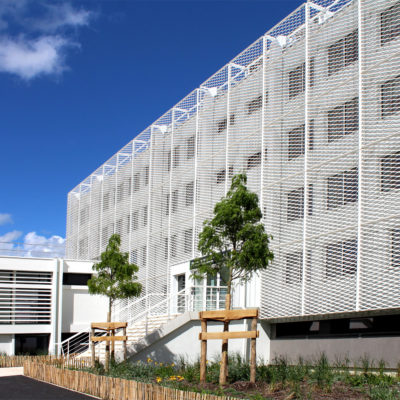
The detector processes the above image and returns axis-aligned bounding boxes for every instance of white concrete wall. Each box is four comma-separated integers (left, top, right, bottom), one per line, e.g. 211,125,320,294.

0,335,13,355
62,287,107,332
128,316,271,364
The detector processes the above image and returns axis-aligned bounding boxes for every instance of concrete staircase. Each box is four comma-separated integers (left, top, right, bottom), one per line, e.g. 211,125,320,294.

76,313,179,361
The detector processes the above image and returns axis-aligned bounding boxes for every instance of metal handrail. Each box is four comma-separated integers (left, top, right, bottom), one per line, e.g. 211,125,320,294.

57,285,230,357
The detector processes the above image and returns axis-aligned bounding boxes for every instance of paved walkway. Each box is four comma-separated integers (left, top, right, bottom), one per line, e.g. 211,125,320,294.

0,375,98,400
0,367,23,377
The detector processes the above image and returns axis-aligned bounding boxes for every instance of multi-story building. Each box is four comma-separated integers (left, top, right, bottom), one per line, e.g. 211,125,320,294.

66,0,400,365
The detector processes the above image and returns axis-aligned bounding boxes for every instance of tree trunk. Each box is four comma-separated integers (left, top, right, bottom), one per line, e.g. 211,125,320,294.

105,299,112,372
219,272,232,386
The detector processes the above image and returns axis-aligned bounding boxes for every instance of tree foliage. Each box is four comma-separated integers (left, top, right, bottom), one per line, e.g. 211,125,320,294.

192,173,274,292
88,233,142,320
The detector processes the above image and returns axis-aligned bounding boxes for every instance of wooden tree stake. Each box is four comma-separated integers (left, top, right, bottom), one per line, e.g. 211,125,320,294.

91,327,95,368
123,326,127,361
200,319,207,383
250,317,257,383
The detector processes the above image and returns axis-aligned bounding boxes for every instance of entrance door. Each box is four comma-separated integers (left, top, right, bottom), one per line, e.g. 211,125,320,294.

176,274,186,313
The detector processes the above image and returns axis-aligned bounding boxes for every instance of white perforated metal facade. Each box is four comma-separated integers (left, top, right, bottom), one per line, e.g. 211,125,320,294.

66,0,400,320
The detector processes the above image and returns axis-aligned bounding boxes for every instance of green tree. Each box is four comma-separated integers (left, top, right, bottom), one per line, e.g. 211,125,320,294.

88,234,142,368
191,173,273,384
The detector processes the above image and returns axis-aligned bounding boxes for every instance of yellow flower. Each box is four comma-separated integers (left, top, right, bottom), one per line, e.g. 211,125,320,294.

147,357,152,363
156,377,162,383
169,375,176,381
155,362,158,366
177,376,184,381
205,360,209,364
159,362,163,366
171,363,175,367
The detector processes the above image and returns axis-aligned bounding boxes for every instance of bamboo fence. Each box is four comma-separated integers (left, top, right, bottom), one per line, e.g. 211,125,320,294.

24,362,235,400
0,355,63,368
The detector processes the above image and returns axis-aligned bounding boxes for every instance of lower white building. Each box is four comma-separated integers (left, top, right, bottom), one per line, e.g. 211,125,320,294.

0,256,107,355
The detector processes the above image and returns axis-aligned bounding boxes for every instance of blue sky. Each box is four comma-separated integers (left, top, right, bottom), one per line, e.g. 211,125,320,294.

0,0,303,257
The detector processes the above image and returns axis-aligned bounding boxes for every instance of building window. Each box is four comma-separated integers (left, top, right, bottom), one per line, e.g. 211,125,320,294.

184,229,193,254
381,151,400,192
381,1,400,45
328,30,358,76
164,237,169,260
80,206,89,225
308,184,313,216
126,177,132,196
230,114,235,126
172,190,179,213
381,75,400,118
144,166,149,186
186,182,194,206
102,192,110,212
117,183,124,203
287,187,304,222
327,168,358,210
247,152,261,170
63,273,91,286
102,226,108,247
391,228,400,268
131,211,139,231
130,249,138,264
167,150,171,172
288,59,314,99
116,218,123,236
173,146,180,168
217,118,227,133
143,205,148,227
166,193,170,216
133,173,140,192
187,136,195,159
326,239,357,278
247,95,262,115
288,125,305,160
142,245,147,266
217,169,226,184
78,238,88,259
286,251,303,284
328,97,358,142
309,119,315,151
170,234,177,258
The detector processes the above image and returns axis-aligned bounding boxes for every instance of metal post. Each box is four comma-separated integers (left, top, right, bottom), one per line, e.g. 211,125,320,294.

192,89,201,258
114,154,119,235
99,165,105,253
128,140,135,265
145,133,154,299
76,186,81,259
166,111,175,300
301,1,310,316
355,0,363,311
224,64,232,195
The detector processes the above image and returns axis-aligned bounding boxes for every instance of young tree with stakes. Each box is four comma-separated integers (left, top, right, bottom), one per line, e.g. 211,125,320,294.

88,234,142,370
191,173,274,385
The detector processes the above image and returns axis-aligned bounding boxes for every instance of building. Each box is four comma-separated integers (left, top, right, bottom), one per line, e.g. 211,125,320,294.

0,256,107,355
66,0,400,365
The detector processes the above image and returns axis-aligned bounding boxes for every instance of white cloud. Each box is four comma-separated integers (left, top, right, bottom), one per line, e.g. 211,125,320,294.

34,3,93,32
23,231,65,258
0,35,71,80
0,213,12,226
0,230,65,258
0,230,22,256
0,1,93,80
